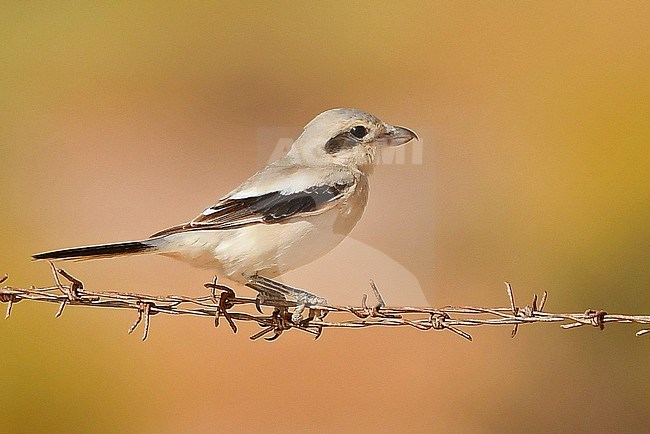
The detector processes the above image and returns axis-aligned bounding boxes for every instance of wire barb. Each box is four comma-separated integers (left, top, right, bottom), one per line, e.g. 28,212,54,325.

0,271,649,341
505,281,519,338
127,302,153,341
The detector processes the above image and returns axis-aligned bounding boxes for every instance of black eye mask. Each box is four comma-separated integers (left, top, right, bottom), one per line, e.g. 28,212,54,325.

324,132,360,154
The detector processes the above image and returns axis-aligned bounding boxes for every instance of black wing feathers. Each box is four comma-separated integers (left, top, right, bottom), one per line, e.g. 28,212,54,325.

198,183,348,225
150,183,350,237
250,185,341,222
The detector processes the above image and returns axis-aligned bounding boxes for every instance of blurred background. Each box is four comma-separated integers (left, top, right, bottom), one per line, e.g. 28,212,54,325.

1,1,648,432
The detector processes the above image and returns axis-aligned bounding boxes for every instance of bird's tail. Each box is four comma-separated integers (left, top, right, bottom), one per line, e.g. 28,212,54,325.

32,240,158,262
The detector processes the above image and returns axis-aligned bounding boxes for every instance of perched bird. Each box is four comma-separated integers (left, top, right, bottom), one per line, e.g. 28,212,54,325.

33,108,417,304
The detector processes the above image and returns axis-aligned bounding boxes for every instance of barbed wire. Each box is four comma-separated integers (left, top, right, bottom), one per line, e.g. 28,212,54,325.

0,264,648,341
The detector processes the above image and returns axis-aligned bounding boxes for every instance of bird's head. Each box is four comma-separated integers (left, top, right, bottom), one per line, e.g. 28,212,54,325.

288,108,418,172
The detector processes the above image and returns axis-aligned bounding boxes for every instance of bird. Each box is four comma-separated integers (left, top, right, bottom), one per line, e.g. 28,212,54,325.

33,108,418,305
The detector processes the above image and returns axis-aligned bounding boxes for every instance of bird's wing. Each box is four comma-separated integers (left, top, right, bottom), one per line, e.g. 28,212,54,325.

150,167,356,237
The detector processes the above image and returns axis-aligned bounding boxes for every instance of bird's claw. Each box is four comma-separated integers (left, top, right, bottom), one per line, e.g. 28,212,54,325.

247,275,328,308
254,288,287,313
292,304,306,324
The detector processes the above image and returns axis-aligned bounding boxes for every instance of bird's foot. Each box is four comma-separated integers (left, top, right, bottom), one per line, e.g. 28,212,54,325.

247,275,328,324
248,275,328,306
253,286,287,313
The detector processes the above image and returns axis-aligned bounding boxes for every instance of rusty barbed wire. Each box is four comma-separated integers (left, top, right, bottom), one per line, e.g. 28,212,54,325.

0,266,648,341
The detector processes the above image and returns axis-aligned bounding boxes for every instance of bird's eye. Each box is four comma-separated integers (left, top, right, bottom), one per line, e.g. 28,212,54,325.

350,125,368,139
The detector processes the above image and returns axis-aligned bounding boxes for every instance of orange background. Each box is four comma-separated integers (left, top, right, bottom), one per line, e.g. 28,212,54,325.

1,2,648,432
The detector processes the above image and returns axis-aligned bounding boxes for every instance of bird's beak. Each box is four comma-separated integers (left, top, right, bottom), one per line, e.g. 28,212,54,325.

378,125,419,147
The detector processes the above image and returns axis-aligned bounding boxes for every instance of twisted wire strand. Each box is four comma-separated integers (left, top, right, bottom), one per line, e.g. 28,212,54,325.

0,268,648,342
